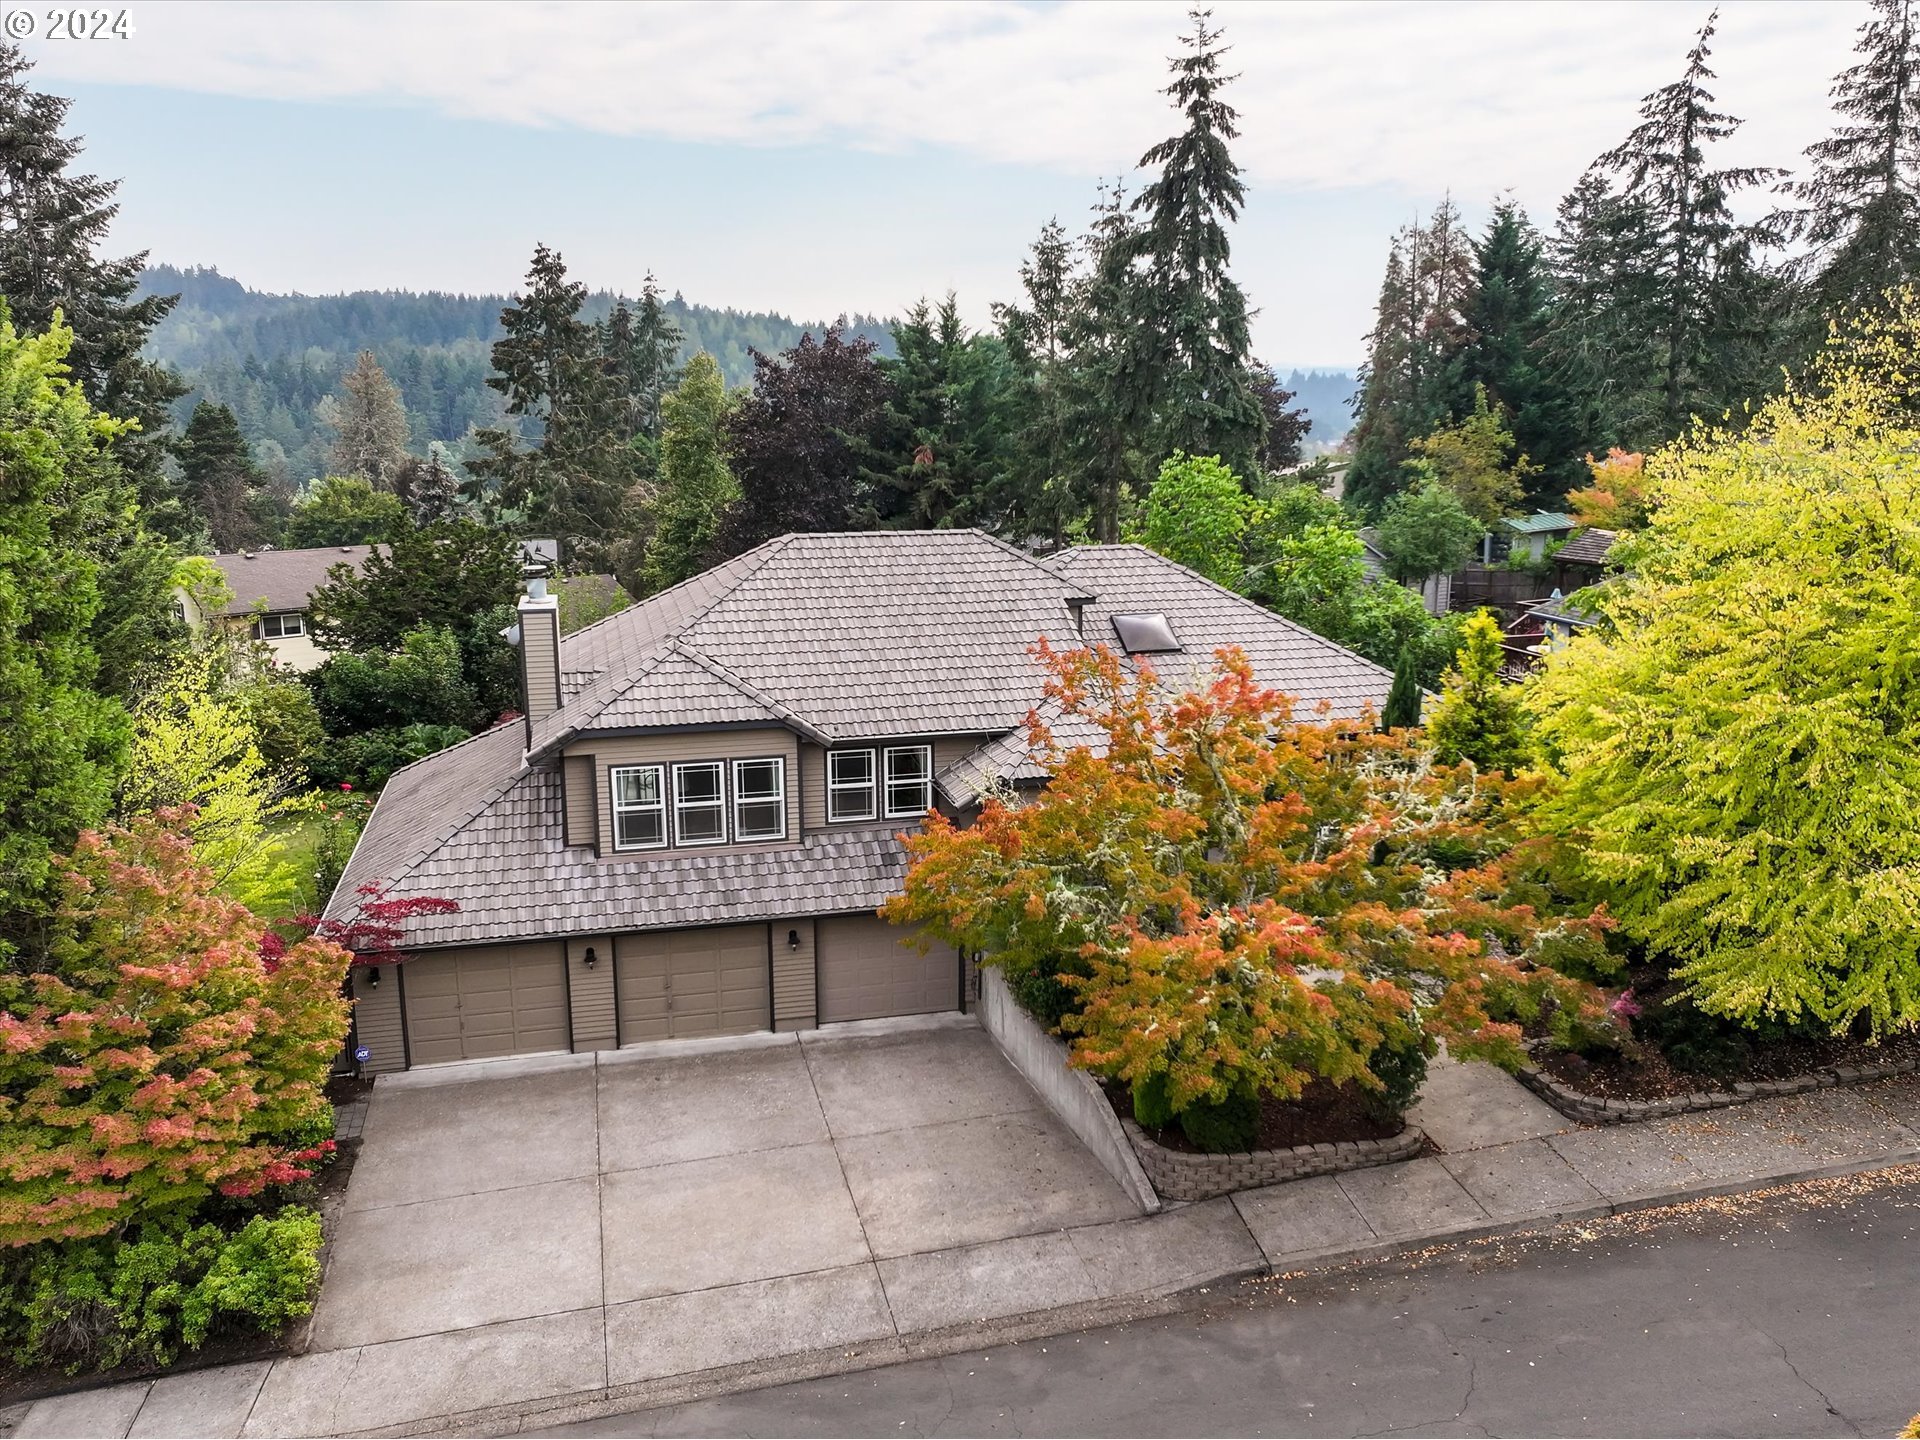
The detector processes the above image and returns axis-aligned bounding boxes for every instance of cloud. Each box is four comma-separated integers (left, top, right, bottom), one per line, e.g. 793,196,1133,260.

35,0,1863,208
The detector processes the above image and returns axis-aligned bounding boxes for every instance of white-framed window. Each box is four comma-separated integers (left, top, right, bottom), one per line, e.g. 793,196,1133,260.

732,757,787,842
826,748,878,822
672,761,727,846
609,764,666,851
257,611,305,639
883,744,934,818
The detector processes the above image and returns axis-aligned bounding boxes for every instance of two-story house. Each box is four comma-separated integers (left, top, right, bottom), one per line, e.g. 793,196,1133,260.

327,530,1396,1073
180,544,375,671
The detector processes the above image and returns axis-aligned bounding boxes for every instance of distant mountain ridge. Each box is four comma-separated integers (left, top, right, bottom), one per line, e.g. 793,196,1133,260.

136,264,895,482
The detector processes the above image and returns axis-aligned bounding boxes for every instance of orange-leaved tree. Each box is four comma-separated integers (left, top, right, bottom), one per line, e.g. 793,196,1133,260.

0,810,351,1247
1567,448,1650,531
885,641,1619,1120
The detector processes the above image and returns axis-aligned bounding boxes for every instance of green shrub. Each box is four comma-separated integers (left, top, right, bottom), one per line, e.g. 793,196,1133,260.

1131,1070,1174,1129
1634,994,1827,1078
1363,1029,1434,1123
1001,952,1083,1032
1177,1085,1260,1153
0,1209,323,1371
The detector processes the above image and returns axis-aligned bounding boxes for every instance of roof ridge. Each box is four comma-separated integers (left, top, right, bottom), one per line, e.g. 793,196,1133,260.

670,641,833,745
531,641,686,755
966,529,1098,598
557,532,795,657
1072,543,1395,683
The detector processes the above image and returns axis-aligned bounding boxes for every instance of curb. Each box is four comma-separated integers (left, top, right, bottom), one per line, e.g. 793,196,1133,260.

335,1147,1920,1439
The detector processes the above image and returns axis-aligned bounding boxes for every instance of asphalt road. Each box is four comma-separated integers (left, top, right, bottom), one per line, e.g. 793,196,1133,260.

549,1169,1920,1438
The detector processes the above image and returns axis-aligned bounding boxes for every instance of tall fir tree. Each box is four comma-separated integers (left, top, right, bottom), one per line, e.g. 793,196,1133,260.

640,352,737,596
1777,0,1920,320
598,273,683,452
176,400,270,551
1459,201,1583,503
868,294,1014,530
1346,233,1421,515
1063,180,1151,543
0,48,186,538
1592,10,1785,441
1124,8,1265,479
323,349,411,488
390,443,462,526
994,218,1080,544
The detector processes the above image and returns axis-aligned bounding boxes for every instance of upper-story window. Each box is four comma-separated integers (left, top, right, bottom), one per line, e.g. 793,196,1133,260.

257,612,305,640
673,761,727,846
827,749,878,822
732,757,787,842
610,764,667,851
883,744,934,818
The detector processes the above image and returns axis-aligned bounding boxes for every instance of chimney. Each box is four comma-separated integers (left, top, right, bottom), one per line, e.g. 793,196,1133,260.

515,563,562,741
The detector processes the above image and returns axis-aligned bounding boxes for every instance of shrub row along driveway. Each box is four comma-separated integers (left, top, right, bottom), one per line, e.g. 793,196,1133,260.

309,1017,1140,1361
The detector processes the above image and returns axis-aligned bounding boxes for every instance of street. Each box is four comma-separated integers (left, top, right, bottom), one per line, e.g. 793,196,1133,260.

546,1168,1920,1438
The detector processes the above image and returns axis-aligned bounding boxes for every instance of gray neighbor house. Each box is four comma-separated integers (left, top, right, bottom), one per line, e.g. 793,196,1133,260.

328,530,1394,1073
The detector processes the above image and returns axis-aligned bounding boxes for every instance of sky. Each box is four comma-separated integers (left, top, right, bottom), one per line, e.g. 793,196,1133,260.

28,0,1868,369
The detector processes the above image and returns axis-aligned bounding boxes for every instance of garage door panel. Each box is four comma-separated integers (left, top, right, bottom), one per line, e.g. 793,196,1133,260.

616,925,770,1044
402,946,569,1065
817,915,957,1024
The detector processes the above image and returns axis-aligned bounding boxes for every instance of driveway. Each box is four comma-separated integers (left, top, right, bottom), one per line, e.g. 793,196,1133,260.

308,1015,1142,1381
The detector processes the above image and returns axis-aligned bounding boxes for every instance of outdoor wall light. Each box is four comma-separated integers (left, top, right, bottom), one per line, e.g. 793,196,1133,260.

365,966,380,989
786,929,801,952
583,945,598,970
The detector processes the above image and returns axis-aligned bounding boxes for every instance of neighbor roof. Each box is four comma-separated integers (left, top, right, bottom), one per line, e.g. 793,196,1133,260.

206,545,374,616
1554,528,1617,567
1503,512,1576,535
1526,588,1602,628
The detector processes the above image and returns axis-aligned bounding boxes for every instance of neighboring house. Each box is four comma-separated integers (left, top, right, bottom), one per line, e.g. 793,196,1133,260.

179,544,375,671
1358,528,1452,617
327,530,1395,1074
1551,526,1616,592
1498,511,1578,563
1524,587,1603,652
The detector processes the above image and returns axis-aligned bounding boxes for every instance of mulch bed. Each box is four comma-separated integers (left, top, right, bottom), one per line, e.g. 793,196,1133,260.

1103,1076,1403,1154
1535,1014,1920,1103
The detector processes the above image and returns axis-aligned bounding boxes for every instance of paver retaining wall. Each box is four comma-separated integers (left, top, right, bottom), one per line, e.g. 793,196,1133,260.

1518,1052,1920,1125
1121,1117,1426,1203
974,966,1161,1214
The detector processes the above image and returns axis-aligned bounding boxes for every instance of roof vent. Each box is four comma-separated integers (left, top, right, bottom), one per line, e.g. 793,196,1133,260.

1110,612,1181,654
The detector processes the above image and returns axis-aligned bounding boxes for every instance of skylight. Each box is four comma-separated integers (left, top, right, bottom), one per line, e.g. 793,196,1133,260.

1110,612,1182,654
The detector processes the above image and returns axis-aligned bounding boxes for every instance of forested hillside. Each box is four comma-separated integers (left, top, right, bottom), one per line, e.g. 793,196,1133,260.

136,264,893,481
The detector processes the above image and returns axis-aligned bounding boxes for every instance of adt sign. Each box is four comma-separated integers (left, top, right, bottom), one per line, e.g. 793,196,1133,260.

354,1046,371,1064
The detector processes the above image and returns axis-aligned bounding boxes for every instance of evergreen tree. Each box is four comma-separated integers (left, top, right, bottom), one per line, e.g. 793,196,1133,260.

1593,10,1785,439
1428,610,1529,774
390,443,461,525
1346,234,1421,514
0,48,186,536
640,353,738,596
1459,201,1582,503
1062,181,1151,543
598,273,683,446
322,350,411,487
869,294,1014,529
1777,0,1920,319
176,400,269,551
467,244,628,563
1379,648,1424,731
1412,196,1478,426
712,328,893,557
1124,8,1264,477
995,218,1080,544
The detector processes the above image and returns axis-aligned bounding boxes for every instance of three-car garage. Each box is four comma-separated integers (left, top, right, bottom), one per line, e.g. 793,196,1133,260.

364,914,962,1070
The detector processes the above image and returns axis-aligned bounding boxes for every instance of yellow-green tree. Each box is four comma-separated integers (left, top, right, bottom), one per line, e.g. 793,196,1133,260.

1428,611,1529,773
1405,385,1538,527
1527,295,1920,1035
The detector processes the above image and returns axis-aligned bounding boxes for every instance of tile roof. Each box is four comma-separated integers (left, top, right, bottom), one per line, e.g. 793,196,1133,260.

331,531,1397,946
207,545,375,615
1554,528,1617,567
1526,588,1603,627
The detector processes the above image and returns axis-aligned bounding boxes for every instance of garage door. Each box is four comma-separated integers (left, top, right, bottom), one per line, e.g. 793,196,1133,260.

817,914,958,1024
404,944,569,1065
617,925,770,1044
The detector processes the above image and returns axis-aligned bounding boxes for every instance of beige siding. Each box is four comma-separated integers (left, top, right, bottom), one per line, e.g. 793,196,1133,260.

351,965,406,1075
403,942,569,1065
802,733,990,831
566,935,618,1051
816,914,959,1023
571,729,800,859
521,599,562,719
616,925,769,1043
771,917,817,1031
562,754,596,849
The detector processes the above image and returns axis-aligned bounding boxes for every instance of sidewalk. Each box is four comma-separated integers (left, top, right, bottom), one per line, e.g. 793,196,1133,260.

9,1063,1918,1440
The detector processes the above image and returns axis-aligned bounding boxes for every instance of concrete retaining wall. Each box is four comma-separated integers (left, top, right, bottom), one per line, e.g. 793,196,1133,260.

1122,1118,1426,1203
974,966,1160,1214
1519,1051,1920,1125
